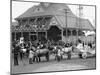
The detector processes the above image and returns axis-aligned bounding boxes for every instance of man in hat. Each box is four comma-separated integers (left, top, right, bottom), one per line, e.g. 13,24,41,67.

13,44,20,66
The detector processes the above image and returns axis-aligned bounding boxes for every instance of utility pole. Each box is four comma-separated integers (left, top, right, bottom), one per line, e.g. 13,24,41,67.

79,5,83,29
78,5,83,42
64,9,68,44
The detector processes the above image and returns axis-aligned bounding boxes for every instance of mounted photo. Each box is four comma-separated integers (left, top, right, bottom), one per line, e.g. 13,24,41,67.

11,0,96,74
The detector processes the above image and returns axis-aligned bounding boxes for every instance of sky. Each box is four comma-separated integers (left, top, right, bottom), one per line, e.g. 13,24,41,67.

12,1,95,27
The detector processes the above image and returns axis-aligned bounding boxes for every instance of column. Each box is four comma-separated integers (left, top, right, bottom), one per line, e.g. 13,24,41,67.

61,29,63,42
76,30,79,43
18,20,20,26
45,31,47,40
70,29,73,43
27,18,29,26
34,17,38,25
15,32,16,41
76,30,78,36
20,19,22,26
37,31,38,42
20,19,23,38
66,28,67,43
21,31,23,37
70,29,72,36
29,32,30,41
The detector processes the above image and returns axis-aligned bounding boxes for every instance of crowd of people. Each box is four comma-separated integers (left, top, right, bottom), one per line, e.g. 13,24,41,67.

12,37,95,66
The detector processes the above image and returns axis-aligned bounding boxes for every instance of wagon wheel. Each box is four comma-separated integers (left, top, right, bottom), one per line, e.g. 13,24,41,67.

78,53,82,58
82,53,87,59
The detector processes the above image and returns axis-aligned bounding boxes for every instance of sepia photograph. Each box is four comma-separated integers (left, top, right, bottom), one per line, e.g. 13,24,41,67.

11,0,96,74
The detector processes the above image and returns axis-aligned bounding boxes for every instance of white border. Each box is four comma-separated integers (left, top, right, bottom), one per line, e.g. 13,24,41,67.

0,0,100,75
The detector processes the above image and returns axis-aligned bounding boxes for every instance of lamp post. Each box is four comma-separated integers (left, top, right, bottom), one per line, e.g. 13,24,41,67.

64,9,69,43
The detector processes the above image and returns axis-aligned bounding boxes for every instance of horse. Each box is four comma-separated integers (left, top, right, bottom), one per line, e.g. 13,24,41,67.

32,45,50,62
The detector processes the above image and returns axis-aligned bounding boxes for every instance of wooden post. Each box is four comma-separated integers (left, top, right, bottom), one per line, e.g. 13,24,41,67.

64,9,68,43
70,29,72,36
29,32,30,41
70,29,73,44
76,30,78,36
45,31,47,40
15,32,16,41
61,29,63,42
76,29,79,44
27,18,29,26
20,19,23,37
37,31,38,42
21,31,23,37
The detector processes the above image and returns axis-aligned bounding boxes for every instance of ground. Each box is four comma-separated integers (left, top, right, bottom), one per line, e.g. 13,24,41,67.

11,55,96,74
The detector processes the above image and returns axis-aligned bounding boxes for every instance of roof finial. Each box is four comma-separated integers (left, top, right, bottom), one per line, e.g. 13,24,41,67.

41,2,50,7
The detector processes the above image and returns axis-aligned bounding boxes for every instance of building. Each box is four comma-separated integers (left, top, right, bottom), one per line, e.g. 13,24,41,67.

11,2,95,43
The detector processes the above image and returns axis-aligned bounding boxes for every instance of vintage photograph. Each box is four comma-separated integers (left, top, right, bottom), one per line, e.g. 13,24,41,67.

11,0,96,74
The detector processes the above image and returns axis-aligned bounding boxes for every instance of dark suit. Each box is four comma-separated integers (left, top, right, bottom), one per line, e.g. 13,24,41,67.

14,45,19,66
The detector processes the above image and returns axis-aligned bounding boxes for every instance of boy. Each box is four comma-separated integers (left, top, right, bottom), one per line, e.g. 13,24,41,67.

29,50,34,64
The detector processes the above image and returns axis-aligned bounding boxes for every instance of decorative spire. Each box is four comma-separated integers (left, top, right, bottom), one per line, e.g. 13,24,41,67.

40,2,50,8
78,5,83,18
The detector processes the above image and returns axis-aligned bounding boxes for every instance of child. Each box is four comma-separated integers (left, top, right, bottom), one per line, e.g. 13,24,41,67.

57,49,62,62
29,50,34,64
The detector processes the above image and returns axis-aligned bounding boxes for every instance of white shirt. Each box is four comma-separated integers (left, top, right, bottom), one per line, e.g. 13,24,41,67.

77,43,83,50
58,49,62,56
29,50,34,58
